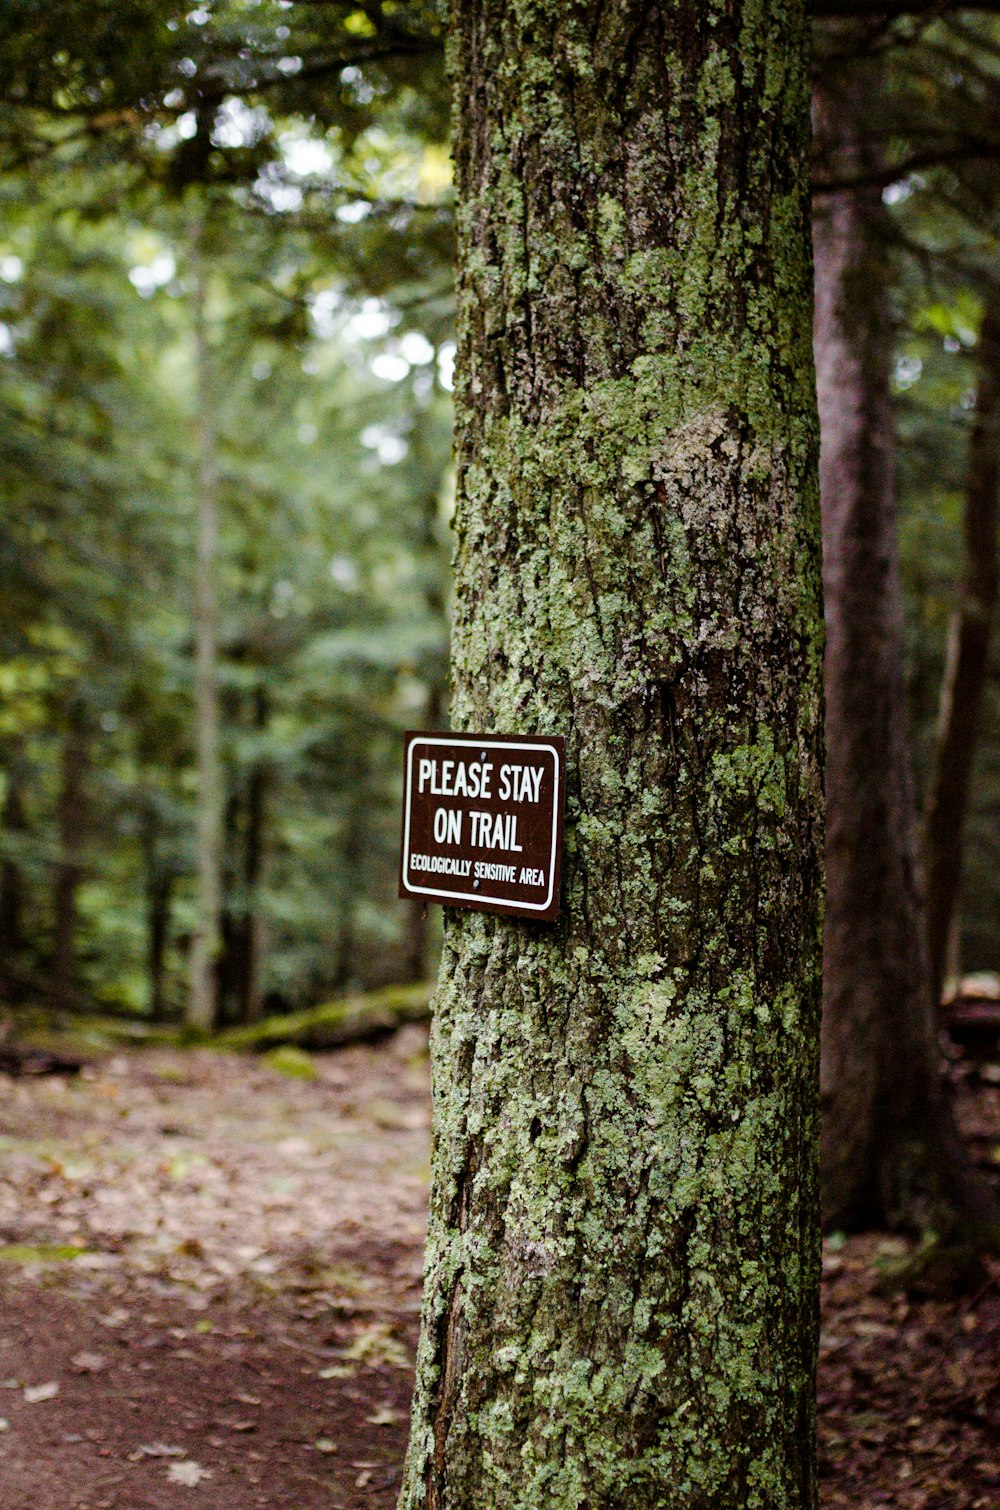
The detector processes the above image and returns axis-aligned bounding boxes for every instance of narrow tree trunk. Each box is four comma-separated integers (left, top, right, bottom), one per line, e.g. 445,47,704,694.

141,802,172,1020
399,4,824,1507
0,747,27,977
813,75,996,1234
187,218,223,1033
237,685,268,1023
334,759,367,992
216,785,240,1022
924,295,1000,1006
52,712,88,1008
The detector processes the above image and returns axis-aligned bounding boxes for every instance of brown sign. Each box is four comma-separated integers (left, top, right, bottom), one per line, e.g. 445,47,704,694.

398,731,565,921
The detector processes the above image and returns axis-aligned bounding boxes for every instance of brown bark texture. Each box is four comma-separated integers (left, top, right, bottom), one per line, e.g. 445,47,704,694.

924,296,1000,1006
399,3,825,1507
814,70,997,1235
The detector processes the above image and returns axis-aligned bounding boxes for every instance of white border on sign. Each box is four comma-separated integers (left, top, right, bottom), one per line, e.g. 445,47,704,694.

402,737,560,913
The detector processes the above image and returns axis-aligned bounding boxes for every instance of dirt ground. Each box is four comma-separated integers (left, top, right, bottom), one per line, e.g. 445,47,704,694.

0,1032,998,1509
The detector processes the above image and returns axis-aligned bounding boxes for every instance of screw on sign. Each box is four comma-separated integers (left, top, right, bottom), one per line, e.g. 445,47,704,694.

398,731,566,921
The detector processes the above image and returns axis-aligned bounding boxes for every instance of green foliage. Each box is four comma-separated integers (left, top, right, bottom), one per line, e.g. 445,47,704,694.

0,6,454,1021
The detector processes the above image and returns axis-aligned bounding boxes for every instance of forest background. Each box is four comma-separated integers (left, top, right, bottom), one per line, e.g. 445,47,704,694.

0,1,998,1056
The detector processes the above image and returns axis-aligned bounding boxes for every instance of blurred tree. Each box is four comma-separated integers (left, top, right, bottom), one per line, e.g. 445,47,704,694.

924,292,1000,1004
813,12,1000,1236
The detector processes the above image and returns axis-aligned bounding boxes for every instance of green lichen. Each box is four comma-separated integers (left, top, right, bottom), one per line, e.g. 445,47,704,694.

400,2,822,1507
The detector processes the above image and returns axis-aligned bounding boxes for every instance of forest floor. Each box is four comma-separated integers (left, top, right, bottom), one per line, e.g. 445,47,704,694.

0,1032,998,1510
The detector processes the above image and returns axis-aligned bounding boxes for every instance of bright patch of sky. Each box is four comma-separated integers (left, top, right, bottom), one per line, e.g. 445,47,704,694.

371,352,410,383
398,331,433,365
336,200,370,224
340,65,375,106
437,342,456,392
129,252,176,297
284,136,333,178
309,287,342,340
0,324,15,356
894,355,922,390
342,299,397,343
255,164,304,213
361,424,408,465
0,255,23,283
883,180,913,207
213,98,270,150
329,555,359,589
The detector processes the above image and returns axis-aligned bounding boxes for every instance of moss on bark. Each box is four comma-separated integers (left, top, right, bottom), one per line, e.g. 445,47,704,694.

399,3,823,1506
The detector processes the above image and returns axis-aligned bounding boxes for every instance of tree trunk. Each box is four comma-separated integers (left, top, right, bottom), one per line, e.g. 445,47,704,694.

813,74,996,1234
141,802,172,1020
52,711,88,1008
187,216,223,1033
924,295,1000,1007
237,684,268,1023
0,746,28,979
334,756,367,992
399,4,824,1507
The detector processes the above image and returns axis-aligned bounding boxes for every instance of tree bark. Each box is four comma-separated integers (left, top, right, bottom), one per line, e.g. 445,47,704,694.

924,295,1000,1007
814,72,996,1234
399,4,824,1507
187,215,223,1033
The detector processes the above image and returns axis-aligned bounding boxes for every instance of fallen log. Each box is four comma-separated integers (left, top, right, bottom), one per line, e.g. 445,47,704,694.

215,981,433,1053
0,1043,83,1077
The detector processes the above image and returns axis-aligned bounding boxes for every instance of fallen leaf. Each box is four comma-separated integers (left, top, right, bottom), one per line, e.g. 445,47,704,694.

24,1382,59,1403
166,1460,212,1487
314,1438,338,1454
71,1352,109,1374
0,1418,9,1431
132,1443,185,1460
367,1405,401,1426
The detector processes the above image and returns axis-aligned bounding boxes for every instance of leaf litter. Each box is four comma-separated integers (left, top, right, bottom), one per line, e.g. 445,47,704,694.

0,1030,995,1507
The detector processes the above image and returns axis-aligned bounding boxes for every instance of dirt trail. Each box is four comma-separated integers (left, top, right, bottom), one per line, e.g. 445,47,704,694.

0,1035,429,1509
1,1034,998,1508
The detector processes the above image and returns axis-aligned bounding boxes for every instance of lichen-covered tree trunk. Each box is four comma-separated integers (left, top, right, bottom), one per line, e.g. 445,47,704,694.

925,295,1000,1007
813,76,994,1235
399,4,824,1508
